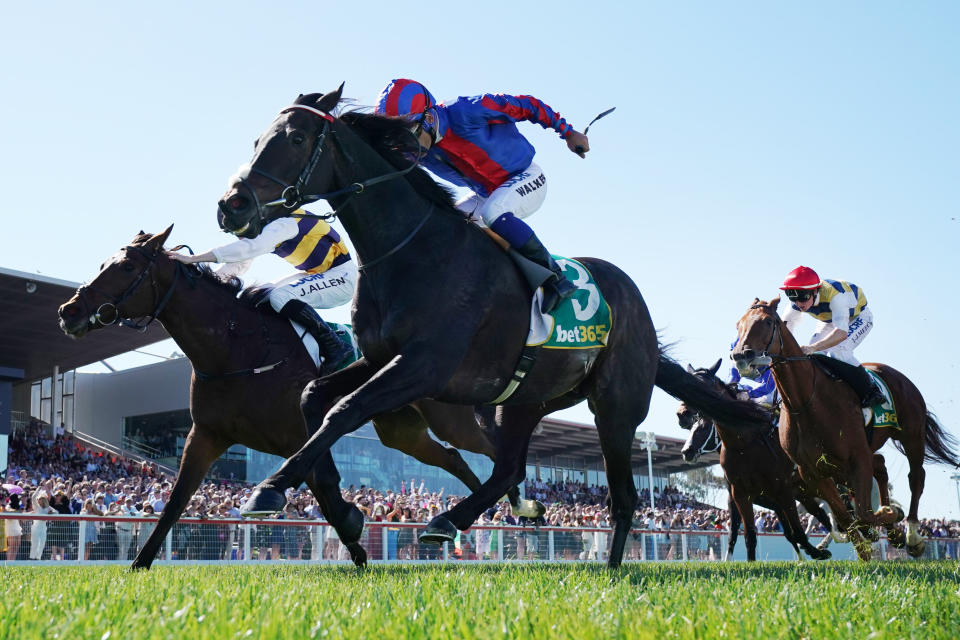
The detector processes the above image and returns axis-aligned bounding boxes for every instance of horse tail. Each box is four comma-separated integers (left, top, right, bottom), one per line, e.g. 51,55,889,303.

655,353,772,429
922,410,960,467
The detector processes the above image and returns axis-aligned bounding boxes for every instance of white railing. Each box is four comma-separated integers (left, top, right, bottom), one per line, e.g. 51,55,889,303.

1,513,956,564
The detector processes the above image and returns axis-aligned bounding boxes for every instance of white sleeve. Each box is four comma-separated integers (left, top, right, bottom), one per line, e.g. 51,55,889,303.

210,218,300,264
215,259,253,279
781,306,803,336
828,291,856,333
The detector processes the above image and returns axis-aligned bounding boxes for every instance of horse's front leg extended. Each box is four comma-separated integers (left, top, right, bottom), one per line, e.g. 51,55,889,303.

243,354,449,514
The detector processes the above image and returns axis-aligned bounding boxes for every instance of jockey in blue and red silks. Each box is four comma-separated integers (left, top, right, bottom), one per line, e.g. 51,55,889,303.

375,79,591,313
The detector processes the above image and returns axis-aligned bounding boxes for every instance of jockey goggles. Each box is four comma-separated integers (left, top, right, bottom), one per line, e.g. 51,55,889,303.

784,289,815,302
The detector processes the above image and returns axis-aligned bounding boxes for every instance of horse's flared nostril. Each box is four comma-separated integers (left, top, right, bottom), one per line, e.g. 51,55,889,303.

225,194,249,213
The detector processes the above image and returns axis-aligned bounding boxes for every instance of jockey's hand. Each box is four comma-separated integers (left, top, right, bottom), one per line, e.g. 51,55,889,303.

801,345,817,355
566,130,590,158
165,251,197,264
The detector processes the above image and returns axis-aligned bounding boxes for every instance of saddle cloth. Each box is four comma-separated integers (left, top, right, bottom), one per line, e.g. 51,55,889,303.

526,257,612,350
862,369,899,430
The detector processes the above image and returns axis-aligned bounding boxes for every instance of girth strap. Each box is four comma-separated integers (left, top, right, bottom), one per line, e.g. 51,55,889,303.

487,345,540,405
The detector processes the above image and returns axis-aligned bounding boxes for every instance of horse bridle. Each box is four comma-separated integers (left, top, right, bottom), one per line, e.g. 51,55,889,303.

219,104,425,234
76,246,182,332
742,304,818,415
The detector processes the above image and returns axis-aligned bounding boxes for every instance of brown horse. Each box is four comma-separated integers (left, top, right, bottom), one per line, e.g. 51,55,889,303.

731,297,959,559
56,227,536,569
677,360,832,561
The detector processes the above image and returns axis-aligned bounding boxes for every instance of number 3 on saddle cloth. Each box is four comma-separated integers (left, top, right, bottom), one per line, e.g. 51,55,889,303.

490,257,612,404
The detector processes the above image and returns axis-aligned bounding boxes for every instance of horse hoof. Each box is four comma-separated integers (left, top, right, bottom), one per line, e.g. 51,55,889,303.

907,540,926,558
419,516,457,545
814,549,832,561
240,487,287,517
347,542,367,568
513,499,546,519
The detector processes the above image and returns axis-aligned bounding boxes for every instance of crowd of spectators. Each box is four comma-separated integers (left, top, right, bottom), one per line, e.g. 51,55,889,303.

3,419,959,562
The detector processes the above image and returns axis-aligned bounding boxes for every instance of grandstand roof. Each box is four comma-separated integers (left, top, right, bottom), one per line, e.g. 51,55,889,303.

0,267,169,381
531,417,718,474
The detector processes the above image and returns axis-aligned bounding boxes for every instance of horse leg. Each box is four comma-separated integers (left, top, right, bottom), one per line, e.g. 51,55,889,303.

725,488,740,561
779,498,830,560
730,489,757,562
813,475,871,560
304,464,367,568
901,436,927,557
244,355,453,513
796,494,836,552
418,401,543,518
373,407,484,495
421,405,543,544
131,427,227,570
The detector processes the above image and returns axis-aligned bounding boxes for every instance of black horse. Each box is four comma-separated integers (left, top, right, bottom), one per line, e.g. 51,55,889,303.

676,361,834,561
218,86,773,568
57,228,537,568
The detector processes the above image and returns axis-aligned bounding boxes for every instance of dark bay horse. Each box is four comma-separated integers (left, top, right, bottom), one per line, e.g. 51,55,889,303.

731,297,959,559
216,86,773,568
57,227,534,568
676,360,832,561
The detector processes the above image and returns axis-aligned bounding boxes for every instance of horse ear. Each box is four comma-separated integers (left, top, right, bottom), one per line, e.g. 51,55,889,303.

314,83,344,113
709,359,722,376
770,296,781,310
686,364,696,374
147,224,174,249
753,297,759,305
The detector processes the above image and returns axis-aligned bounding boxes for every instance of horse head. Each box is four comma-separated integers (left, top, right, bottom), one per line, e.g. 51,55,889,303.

217,86,344,238
58,226,175,338
730,296,785,378
678,360,725,463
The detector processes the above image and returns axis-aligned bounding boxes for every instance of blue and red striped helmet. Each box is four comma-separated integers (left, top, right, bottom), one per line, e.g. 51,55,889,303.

376,79,437,121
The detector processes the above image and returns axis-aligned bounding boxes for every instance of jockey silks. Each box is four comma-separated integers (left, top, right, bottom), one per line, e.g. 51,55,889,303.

792,279,868,329
422,94,574,197
272,216,351,274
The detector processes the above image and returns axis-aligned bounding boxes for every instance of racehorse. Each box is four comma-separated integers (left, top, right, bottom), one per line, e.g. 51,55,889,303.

676,360,832,561
57,228,536,569
731,297,959,559
216,86,774,568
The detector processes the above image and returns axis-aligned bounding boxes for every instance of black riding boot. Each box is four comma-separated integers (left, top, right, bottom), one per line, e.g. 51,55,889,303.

278,300,353,375
516,235,577,313
816,356,884,408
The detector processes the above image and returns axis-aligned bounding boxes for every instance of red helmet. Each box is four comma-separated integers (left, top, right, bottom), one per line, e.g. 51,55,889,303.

780,266,820,290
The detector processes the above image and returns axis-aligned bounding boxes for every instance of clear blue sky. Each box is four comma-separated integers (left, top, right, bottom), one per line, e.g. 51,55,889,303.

2,2,958,517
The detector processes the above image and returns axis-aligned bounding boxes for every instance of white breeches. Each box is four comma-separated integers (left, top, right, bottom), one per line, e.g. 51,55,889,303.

456,163,548,227
267,261,357,312
809,308,874,366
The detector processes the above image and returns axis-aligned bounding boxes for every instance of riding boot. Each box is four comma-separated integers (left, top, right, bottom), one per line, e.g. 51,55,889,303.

816,355,884,408
516,235,577,313
278,300,353,375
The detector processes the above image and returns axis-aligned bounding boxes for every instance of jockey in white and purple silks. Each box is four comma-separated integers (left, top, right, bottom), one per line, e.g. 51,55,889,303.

375,79,590,313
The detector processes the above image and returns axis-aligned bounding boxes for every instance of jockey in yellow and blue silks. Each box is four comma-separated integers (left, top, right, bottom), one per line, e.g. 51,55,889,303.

779,265,884,408
166,211,354,374
375,79,590,313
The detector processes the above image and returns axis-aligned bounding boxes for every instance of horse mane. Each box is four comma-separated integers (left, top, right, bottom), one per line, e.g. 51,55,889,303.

338,110,460,213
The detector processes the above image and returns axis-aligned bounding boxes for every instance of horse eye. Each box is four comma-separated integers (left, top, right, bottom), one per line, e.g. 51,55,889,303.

292,133,305,145
122,262,136,272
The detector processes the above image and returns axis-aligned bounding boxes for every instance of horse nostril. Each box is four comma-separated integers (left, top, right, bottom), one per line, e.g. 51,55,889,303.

741,349,755,360
227,194,249,212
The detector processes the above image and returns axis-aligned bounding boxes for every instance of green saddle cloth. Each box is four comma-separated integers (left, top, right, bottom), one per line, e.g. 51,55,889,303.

528,257,612,350
866,369,899,429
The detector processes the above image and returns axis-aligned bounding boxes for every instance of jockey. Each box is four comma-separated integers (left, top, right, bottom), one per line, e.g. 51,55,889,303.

779,265,884,408
374,79,590,313
166,211,355,374
729,336,778,407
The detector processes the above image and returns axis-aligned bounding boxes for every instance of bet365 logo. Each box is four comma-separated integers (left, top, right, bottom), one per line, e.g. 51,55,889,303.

554,323,608,344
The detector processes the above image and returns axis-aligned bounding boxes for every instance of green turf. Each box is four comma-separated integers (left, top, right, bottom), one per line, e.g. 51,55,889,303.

2,562,958,639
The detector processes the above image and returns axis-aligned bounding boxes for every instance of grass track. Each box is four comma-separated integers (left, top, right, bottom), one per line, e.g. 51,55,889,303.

2,561,958,639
